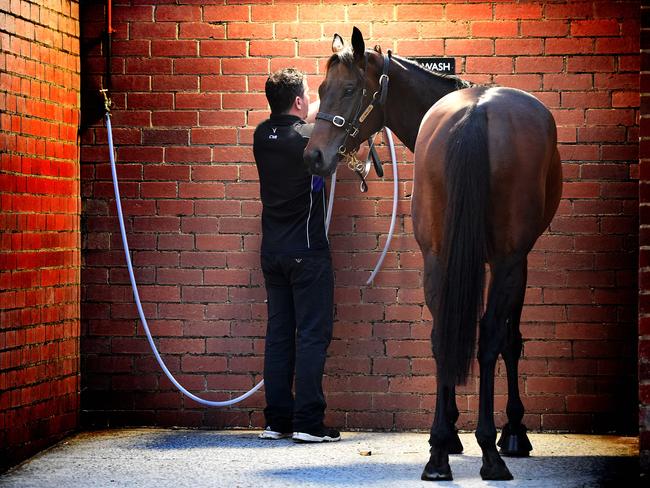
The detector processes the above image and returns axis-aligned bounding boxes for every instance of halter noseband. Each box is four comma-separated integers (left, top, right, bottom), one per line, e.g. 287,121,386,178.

315,50,392,155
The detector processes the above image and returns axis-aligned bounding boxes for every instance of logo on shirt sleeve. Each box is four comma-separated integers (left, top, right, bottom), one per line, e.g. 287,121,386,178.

269,127,278,140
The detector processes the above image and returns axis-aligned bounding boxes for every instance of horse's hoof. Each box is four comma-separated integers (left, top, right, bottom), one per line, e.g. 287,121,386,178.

421,460,453,481
447,431,464,455
480,461,513,481
498,424,532,457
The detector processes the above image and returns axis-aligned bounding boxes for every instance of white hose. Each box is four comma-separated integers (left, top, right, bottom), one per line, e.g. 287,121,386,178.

106,112,263,407
107,107,393,405
366,127,399,285
325,168,337,234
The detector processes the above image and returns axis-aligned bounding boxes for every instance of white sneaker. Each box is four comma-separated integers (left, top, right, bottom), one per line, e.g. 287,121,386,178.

292,427,341,443
259,426,292,440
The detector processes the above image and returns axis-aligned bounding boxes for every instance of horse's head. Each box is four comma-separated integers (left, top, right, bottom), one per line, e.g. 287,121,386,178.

304,27,389,176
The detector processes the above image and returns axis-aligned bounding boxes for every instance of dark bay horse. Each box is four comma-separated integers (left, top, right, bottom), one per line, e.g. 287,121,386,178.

304,28,562,481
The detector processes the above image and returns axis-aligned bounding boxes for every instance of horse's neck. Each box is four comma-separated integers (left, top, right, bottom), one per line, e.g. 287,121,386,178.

385,58,459,152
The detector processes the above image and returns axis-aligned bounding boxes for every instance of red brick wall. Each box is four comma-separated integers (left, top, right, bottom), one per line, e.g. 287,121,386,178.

640,1,649,475
0,0,81,472
80,1,639,434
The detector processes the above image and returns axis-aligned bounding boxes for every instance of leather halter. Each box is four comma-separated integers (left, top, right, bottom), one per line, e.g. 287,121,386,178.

315,50,392,157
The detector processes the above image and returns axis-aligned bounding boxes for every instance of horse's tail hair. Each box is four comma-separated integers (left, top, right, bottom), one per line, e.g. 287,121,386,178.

435,101,489,386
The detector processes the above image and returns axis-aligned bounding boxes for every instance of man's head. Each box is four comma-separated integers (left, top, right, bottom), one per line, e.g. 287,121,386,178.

265,68,310,118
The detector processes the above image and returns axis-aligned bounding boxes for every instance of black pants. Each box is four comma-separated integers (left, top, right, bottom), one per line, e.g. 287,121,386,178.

261,252,334,433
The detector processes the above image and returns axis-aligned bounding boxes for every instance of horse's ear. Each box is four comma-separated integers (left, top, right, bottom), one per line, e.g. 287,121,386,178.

332,33,344,53
374,44,382,54
351,26,365,62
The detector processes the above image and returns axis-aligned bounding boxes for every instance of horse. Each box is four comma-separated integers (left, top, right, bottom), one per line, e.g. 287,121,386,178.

304,28,562,481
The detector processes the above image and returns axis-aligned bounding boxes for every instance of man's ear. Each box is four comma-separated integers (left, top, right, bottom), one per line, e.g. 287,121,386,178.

351,26,365,63
332,33,344,53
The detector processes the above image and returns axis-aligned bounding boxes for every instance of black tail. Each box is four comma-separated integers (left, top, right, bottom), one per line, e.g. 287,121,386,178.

435,102,490,386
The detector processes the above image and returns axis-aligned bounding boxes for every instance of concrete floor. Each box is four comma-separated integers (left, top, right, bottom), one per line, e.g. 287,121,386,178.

0,429,640,487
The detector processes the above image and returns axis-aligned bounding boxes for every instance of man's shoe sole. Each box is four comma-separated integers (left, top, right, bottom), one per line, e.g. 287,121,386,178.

259,432,292,440
292,432,341,443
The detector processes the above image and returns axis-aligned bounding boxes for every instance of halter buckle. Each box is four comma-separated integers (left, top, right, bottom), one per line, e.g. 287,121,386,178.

332,115,345,127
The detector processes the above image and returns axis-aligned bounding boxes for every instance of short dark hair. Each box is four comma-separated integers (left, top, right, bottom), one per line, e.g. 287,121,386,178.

265,68,305,115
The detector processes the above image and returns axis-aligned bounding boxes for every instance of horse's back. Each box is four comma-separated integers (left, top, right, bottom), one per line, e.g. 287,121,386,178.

413,86,562,258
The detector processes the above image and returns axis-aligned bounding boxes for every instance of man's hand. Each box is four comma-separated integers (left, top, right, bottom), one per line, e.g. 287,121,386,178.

306,100,320,123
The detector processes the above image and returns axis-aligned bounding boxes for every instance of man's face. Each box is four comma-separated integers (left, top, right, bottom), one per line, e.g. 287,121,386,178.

299,79,310,119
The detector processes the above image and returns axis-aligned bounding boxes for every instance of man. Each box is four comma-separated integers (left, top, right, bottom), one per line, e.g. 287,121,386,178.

253,68,340,443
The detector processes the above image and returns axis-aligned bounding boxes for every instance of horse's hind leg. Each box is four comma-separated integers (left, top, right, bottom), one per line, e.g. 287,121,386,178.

420,252,457,480
497,257,533,457
422,379,454,481
446,386,464,454
476,255,526,481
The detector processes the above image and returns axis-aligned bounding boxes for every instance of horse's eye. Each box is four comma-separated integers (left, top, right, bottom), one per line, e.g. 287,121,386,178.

343,88,354,97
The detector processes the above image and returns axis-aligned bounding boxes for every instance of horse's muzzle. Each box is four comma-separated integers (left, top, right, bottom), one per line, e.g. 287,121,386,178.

304,148,330,176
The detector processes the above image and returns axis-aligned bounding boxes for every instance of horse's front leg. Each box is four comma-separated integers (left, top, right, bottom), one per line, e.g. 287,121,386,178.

497,259,533,457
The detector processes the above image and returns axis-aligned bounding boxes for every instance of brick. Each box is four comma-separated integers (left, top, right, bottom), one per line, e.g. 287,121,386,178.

465,57,512,74
516,56,563,73
155,6,200,22
612,91,639,107
200,41,247,57
561,91,611,109
446,3,492,20
190,128,237,145
567,56,615,73
151,111,198,127
543,74,593,91
151,41,198,57
178,182,225,199
179,22,225,40
594,37,639,54
471,21,518,38
250,40,296,57
226,23,273,40
419,21,468,39
445,39,493,56
546,38,594,55
203,5,249,22
222,58,269,75
395,4,443,21
201,75,247,92
495,38,543,55
165,147,211,163
520,20,569,37
395,40,445,57
251,5,298,22
175,93,221,110
130,22,176,40
571,20,620,37
495,3,542,20
545,2,593,20
346,4,393,22
174,58,220,75
126,58,172,74
298,5,342,22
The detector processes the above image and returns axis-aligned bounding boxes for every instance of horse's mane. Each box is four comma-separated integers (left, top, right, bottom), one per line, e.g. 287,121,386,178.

326,47,473,91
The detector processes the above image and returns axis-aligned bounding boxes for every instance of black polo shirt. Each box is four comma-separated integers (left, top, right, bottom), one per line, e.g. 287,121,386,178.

253,114,328,255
